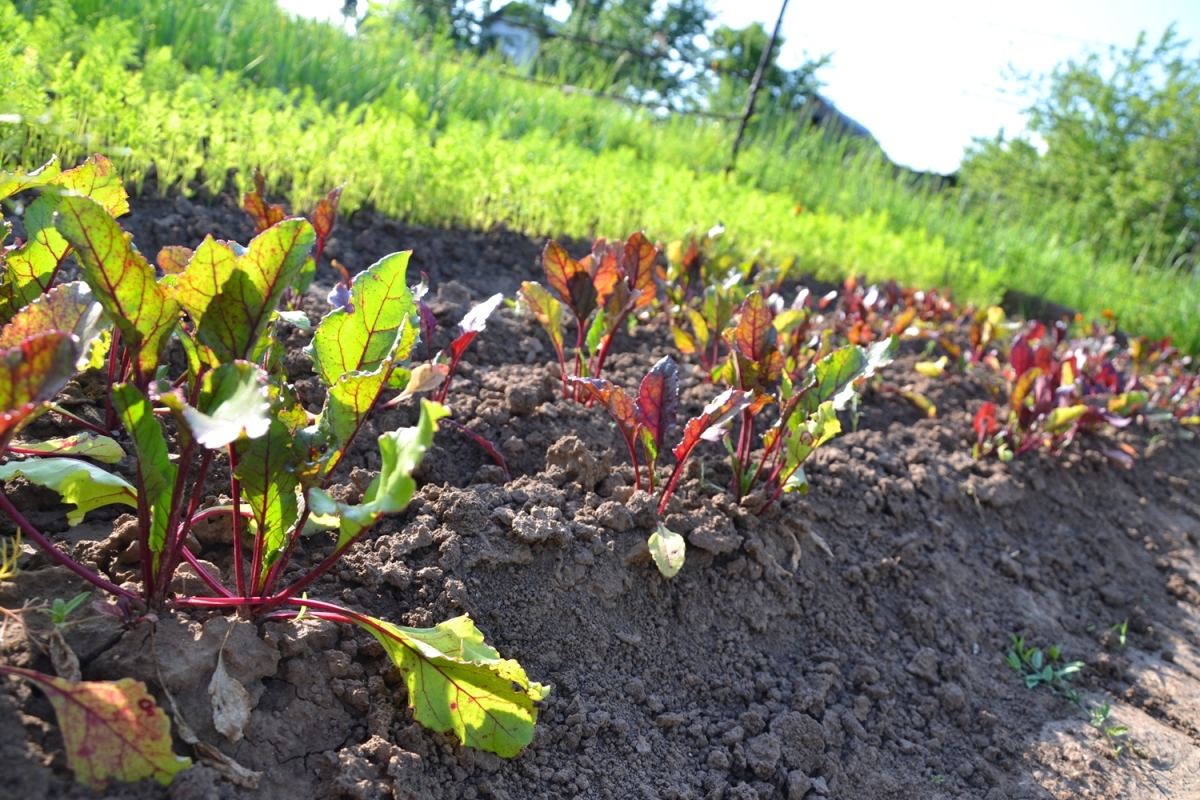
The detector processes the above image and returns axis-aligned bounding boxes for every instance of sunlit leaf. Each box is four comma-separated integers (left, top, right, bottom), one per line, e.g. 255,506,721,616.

242,168,286,234
56,196,179,382
155,246,193,276
234,418,297,584
637,356,679,450
12,432,125,463
0,331,79,449
648,524,685,578
0,457,136,525
181,361,272,449
0,666,189,789
0,281,107,368
518,282,565,365
310,184,344,243
622,232,658,309
195,219,314,363
355,614,547,758
1044,404,1088,435
781,401,841,492
307,250,415,386
672,388,750,463
800,337,897,414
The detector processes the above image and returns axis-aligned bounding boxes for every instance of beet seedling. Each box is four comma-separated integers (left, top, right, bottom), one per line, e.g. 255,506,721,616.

520,232,659,401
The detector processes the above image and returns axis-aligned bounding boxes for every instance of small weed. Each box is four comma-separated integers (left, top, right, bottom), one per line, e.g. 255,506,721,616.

1005,635,1084,698
1088,701,1130,758
1112,619,1129,648
38,592,90,630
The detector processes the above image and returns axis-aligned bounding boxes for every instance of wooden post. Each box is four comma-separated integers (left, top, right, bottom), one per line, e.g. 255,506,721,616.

726,0,791,175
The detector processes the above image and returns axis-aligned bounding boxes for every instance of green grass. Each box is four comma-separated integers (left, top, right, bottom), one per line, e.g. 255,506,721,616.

4,0,1200,348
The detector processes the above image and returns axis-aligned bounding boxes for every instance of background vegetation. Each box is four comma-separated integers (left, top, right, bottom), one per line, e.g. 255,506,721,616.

3,0,1200,348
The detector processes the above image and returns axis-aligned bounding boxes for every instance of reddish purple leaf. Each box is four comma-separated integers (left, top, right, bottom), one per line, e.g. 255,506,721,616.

622,232,658,309
672,389,751,463
310,184,344,242
242,169,287,234
572,378,639,440
973,402,998,445
637,356,679,449
732,292,776,364
542,241,592,319
1010,339,1034,377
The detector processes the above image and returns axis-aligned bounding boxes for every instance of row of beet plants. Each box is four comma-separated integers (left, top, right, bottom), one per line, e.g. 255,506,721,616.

0,156,546,791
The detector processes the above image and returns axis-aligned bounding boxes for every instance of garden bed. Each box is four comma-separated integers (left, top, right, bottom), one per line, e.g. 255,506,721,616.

2,185,1200,799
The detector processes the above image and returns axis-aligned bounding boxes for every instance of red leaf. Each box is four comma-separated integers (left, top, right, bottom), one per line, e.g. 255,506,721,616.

1010,339,1034,377
573,378,639,440
155,246,193,276
973,402,998,444
623,232,658,309
589,247,621,310
637,356,679,449
731,291,776,364
242,169,287,234
672,389,750,462
0,330,78,449
542,241,595,321
310,184,344,241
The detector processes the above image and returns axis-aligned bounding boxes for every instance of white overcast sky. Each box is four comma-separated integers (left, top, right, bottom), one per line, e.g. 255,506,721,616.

280,0,1200,174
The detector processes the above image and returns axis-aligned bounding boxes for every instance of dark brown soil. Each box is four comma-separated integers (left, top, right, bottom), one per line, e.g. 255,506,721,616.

3,189,1200,800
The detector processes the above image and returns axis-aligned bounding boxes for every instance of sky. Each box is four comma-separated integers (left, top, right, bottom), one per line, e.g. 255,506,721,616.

279,0,1200,174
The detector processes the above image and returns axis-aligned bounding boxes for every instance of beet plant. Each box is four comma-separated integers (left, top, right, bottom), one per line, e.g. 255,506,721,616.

519,232,659,400
0,161,546,789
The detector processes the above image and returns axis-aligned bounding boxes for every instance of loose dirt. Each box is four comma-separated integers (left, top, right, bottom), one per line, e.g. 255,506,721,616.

2,185,1200,800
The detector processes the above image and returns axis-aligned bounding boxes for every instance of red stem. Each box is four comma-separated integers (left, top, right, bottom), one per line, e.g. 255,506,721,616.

229,447,247,597
177,547,234,598
104,330,122,431
0,490,136,600
657,441,697,516
48,405,111,437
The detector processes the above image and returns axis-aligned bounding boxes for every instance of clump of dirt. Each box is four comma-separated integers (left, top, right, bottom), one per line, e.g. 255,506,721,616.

2,187,1200,799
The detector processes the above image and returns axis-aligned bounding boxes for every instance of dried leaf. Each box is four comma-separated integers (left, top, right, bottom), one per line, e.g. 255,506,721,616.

48,628,82,683
208,650,251,743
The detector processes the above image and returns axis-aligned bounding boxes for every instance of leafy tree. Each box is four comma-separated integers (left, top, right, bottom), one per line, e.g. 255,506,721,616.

961,26,1200,273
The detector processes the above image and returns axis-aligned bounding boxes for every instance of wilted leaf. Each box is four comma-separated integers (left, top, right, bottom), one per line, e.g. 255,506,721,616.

12,432,125,463
56,196,180,382
48,628,82,683
208,650,251,743
357,614,547,758
0,666,190,789
0,458,136,525
309,400,447,547
648,524,686,578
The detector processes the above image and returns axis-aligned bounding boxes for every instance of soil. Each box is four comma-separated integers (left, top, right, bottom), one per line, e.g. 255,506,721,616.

3,185,1200,800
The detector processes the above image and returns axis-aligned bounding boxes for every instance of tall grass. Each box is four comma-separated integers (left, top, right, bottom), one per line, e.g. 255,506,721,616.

4,0,1199,348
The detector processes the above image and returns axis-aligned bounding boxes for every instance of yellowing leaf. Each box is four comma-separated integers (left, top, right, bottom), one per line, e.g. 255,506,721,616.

354,614,547,757
914,356,948,378
0,666,190,790
648,524,686,578
12,432,125,463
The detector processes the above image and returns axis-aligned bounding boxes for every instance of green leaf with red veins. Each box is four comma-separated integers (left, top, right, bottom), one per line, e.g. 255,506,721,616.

518,282,565,364
112,384,176,562
0,458,136,525
1,194,70,309
13,432,125,464
176,237,237,331
354,613,548,758
0,331,79,449
0,282,106,367
307,251,415,386
180,361,272,450
308,400,447,547
155,247,193,276
622,232,658,309
0,156,63,200
310,184,344,243
55,197,180,383
799,337,897,415
0,667,190,790
51,156,130,218
196,220,315,364
672,389,750,463
780,401,840,493
637,356,679,451
234,418,297,581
